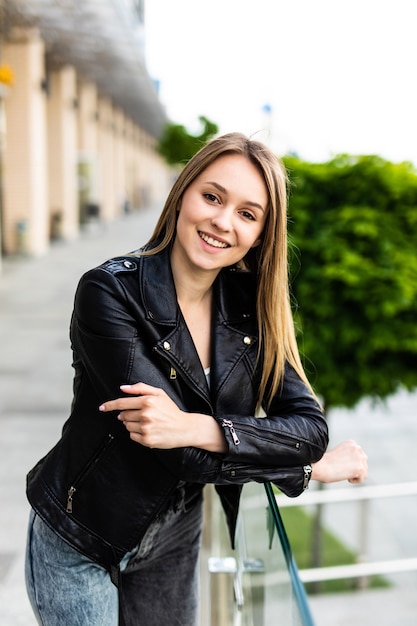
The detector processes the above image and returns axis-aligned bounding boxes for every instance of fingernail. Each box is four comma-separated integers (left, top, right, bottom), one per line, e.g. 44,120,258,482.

99,404,106,412
117,413,123,420
120,384,131,389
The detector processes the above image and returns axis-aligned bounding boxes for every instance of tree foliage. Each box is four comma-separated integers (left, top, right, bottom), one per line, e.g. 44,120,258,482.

158,116,218,166
284,154,417,409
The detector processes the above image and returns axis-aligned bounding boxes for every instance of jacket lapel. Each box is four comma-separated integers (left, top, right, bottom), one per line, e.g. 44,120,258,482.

140,249,211,403
139,249,258,408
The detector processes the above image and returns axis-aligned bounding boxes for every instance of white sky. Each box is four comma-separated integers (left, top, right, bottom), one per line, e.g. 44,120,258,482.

144,0,417,164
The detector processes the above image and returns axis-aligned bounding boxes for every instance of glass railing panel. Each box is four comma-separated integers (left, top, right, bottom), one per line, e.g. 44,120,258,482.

203,482,315,626
263,482,315,626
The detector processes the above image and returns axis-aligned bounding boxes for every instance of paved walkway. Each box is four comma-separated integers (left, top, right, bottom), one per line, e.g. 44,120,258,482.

0,207,416,625
0,209,160,625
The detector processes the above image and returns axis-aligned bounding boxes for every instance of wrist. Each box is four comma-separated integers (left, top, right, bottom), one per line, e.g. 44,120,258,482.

310,455,328,482
189,413,227,453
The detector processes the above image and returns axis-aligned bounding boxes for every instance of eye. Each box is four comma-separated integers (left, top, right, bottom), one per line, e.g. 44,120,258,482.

203,193,219,203
239,210,256,221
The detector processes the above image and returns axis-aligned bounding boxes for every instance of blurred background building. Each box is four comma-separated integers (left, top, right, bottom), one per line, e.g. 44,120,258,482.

0,0,172,261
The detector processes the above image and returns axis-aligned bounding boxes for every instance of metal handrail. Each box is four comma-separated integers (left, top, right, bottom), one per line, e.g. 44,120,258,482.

273,480,417,583
299,557,417,583
203,480,417,622
241,481,417,583
276,481,417,506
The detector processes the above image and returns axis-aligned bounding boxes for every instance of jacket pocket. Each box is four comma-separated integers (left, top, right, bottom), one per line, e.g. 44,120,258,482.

221,419,304,454
66,433,115,513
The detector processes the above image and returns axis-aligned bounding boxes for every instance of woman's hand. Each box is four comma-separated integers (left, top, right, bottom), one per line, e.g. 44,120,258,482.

311,440,368,484
99,382,227,452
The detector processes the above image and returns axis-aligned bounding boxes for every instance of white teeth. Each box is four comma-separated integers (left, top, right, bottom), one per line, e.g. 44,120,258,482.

199,232,229,248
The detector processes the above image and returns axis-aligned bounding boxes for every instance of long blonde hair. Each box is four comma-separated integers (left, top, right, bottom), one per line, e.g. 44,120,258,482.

142,132,313,409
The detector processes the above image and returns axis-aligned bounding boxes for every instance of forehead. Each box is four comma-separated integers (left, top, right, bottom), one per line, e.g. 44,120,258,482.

195,154,268,199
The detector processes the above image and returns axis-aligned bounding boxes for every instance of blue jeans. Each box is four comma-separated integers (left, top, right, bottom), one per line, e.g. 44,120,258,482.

25,491,203,625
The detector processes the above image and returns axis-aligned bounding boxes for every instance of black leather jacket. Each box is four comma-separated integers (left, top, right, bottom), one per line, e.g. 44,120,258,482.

27,246,328,579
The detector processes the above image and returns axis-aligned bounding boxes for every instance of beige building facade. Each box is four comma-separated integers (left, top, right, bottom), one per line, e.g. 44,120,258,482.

0,1,171,264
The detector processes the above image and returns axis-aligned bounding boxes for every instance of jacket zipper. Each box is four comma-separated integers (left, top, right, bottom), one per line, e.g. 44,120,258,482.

154,344,213,411
222,420,304,451
303,464,312,489
66,486,76,513
221,419,241,445
66,433,115,514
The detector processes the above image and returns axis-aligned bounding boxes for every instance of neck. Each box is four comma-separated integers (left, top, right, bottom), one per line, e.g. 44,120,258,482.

170,251,218,307
170,250,215,370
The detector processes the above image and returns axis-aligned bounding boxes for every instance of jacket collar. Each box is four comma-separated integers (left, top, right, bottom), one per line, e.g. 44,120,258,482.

139,246,257,327
139,246,178,325
139,246,258,406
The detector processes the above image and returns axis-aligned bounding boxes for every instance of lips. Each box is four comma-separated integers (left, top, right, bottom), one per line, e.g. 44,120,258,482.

198,231,230,248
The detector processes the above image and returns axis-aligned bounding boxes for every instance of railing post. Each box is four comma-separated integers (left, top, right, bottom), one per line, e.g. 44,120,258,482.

357,497,370,590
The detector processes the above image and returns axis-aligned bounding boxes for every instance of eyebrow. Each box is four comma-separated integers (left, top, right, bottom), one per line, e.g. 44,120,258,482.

205,181,266,213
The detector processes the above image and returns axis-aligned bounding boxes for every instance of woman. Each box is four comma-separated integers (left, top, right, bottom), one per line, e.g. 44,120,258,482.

25,133,367,625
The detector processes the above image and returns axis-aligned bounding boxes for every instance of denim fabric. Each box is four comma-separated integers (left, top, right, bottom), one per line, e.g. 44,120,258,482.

119,489,203,625
25,509,118,625
25,488,203,626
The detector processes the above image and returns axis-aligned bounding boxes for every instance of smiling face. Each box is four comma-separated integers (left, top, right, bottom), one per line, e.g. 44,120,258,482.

171,154,268,278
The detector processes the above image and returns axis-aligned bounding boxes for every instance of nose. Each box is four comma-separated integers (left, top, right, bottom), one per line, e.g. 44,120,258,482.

211,207,233,232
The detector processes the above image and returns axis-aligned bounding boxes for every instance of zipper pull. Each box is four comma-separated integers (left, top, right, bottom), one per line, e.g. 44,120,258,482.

303,465,312,490
221,419,240,445
66,486,76,513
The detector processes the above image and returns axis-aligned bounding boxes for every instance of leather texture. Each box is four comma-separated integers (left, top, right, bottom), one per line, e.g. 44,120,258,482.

27,246,328,573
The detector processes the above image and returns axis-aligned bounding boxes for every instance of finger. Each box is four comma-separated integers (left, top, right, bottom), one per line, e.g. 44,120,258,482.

99,400,129,412
122,421,156,448
122,418,142,433
120,382,163,396
118,382,144,394
348,464,367,484
99,396,144,413
117,409,142,423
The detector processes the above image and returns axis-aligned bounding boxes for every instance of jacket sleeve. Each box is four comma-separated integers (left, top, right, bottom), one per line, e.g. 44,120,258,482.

217,363,328,467
176,364,328,495
71,266,142,402
175,446,313,497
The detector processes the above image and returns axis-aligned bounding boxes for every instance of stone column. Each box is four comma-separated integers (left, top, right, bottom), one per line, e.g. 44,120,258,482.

47,65,78,240
77,81,99,224
113,107,127,215
97,97,116,221
3,28,48,255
